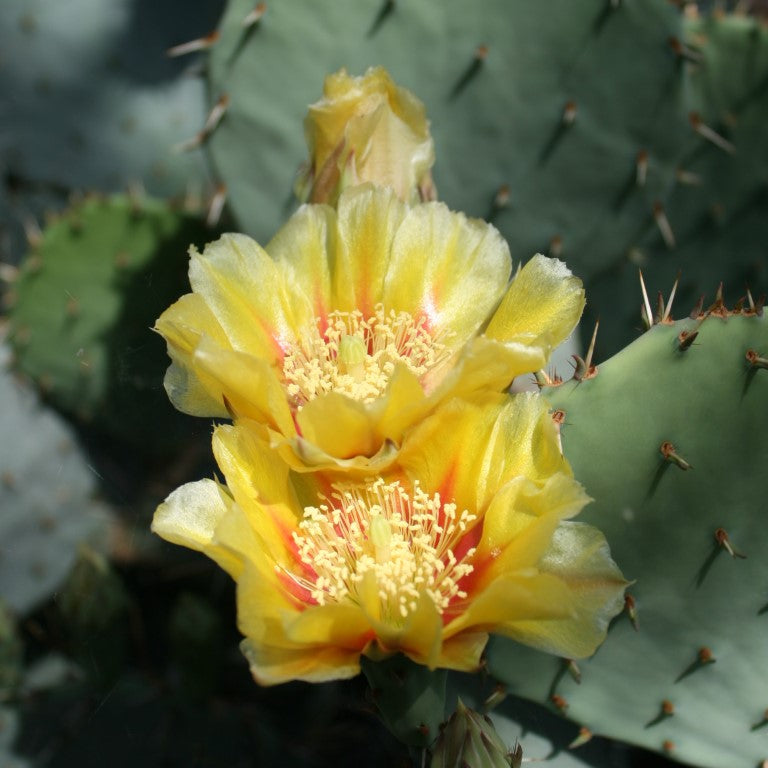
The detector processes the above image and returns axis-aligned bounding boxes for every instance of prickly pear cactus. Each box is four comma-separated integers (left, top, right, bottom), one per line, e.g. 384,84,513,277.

0,0,223,262
201,1,768,353
486,308,768,768
0,345,112,614
6,194,210,451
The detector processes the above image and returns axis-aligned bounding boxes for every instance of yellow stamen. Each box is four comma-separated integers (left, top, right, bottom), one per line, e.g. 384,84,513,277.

287,479,476,623
282,305,452,408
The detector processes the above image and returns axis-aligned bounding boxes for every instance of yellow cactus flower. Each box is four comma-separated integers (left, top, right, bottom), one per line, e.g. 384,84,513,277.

152,393,627,685
298,67,435,205
156,184,585,471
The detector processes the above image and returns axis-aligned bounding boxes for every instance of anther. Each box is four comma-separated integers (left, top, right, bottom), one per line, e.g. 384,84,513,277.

653,201,676,249
663,740,675,754
714,527,747,558
549,235,563,258
166,30,219,57
689,112,735,154
474,44,489,62
636,150,648,186
661,699,675,717
562,100,578,125
624,593,639,630
242,2,267,27
698,646,716,665
660,441,692,470
746,349,768,370
568,726,593,749
551,694,568,713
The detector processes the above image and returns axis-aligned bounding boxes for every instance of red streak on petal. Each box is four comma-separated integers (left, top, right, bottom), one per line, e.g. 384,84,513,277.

276,568,316,607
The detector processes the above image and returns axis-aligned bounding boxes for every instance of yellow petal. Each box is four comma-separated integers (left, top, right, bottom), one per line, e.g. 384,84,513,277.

432,335,545,400
155,294,230,417
241,637,361,686
485,254,585,351
382,201,511,345
529,521,628,658
188,233,314,362
396,393,569,514
332,185,408,315
151,479,244,579
476,473,591,567
295,391,379,460
265,203,334,322
191,338,295,435
435,632,488,672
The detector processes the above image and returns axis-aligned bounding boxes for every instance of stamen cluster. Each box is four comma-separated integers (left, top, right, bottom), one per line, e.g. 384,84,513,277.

288,479,476,621
282,305,450,407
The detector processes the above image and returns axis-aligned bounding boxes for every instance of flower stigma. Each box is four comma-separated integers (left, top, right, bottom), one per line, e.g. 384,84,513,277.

282,305,452,408
286,479,477,622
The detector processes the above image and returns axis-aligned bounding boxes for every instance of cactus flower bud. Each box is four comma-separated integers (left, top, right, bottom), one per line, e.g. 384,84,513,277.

298,66,436,205
431,699,523,768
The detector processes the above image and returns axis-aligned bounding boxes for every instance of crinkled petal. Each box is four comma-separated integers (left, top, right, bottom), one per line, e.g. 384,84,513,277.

485,254,584,352
191,338,295,435
295,392,380,460
396,393,569,514
156,294,230,417
241,637,361,686
152,479,245,579
265,203,335,323
382,201,511,346
476,473,591,568
332,184,408,315
435,632,488,672
189,233,314,361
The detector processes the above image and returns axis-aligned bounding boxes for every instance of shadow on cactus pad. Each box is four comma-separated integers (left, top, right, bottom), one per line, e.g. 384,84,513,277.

7,194,215,457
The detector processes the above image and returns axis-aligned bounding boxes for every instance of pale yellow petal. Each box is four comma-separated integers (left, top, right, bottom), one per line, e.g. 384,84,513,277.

151,479,244,578
332,185,408,315
265,203,335,322
382,202,511,345
476,473,591,566
241,637,361,686
295,391,379,460
435,632,488,672
190,338,294,435
189,233,314,362
155,294,230,417
528,521,628,658
430,336,545,400
396,393,569,515
485,254,585,350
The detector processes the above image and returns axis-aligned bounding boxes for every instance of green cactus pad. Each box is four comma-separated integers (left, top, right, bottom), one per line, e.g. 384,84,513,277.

486,312,768,768
7,194,210,451
204,2,768,354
